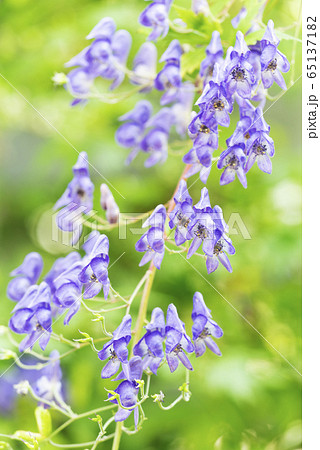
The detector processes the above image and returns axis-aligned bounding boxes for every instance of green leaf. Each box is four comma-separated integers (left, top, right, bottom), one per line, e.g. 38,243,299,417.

0,442,13,450
181,48,205,77
35,406,52,437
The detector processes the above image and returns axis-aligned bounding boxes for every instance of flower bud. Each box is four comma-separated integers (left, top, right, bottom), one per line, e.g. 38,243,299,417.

100,183,120,224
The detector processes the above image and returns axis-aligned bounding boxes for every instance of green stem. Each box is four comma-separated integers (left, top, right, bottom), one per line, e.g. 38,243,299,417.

131,264,157,350
111,422,123,450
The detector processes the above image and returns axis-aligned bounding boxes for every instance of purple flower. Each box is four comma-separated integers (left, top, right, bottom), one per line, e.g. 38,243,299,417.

206,235,235,273
133,307,165,374
140,108,174,167
66,68,94,106
196,76,233,128
188,112,219,149
231,7,247,29
187,188,223,258
135,205,166,269
245,107,275,174
155,40,183,105
169,180,195,246
191,292,223,356
217,144,247,188
54,152,94,244
78,234,110,300
9,282,52,352
260,20,290,90
32,350,66,409
98,314,132,378
165,304,194,372
116,101,153,164
109,356,143,426
53,261,83,325
7,253,43,302
183,143,214,184
131,42,157,88
139,1,172,41
200,31,224,83
86,17,117,40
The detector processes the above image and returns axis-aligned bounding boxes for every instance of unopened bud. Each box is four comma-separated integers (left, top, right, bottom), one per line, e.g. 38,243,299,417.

100,184,120,224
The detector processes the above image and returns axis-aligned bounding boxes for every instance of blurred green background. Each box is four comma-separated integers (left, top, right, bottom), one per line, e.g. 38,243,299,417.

0,0,301,449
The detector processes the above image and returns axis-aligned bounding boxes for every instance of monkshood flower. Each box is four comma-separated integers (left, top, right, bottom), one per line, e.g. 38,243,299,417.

192,0,210,15
191,292,223,356
196,69,233,128
169,180,195,246
183,143,215,184
78,234,110,300
135,205,166,269
231,7,247,29
9,282,52,352
260,20,290,90
116,101,152,148
7,253,43,302
224,32,256,99
217,144,247,188
98,314,132,378
54,152,94,244
171,82,195,136
54,261,84,325
245,107,275,174
133,307,165,374
200,31,224,83
32,350,66,409
139,0,172,41
206,235,235,273
155,40,183,105
165,304,194,372
66,68,94,106
187,188,223,258
131,42,157,88
100,183,120,224
140,108,174,167
109,356,143,426
188,112,219,150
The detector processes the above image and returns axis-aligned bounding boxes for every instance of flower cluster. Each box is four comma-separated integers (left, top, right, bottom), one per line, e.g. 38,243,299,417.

99,292,222,425
7,229,111,349
169,181,235,273
65,17,132,104
184,21,289,188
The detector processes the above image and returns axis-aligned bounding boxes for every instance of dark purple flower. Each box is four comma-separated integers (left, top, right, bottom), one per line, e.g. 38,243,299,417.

187,188,223,258
9,282,52,352
133,307,165,374
54,152,94,244
165,304,194,372
169,180,195,246
78,234,110,300
260,20,290,90
188,112,219,149
206,235,235,273
245,107,274,174
53,261,83,325
225,56,256,99
135,205,166,269
217,144,247,188
98,314,132,378
196,75,233,128
109,356,143,426
191,292,223,356
7,253,43,302
139,1,172,41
